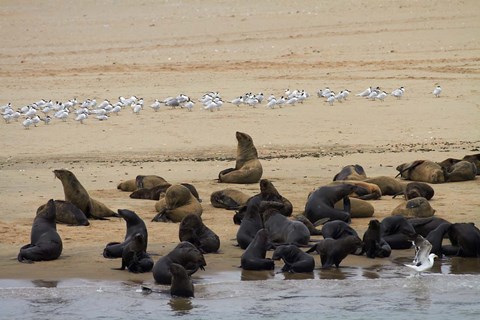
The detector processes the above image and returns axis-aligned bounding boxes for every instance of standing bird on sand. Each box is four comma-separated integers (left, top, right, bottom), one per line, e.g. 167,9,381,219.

433,84,442,98
405,234,437,274
75,113,88,124
391,86,405,99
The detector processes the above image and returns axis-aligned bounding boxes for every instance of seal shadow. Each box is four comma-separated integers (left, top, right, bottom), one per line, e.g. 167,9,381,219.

169,297,194,313
281,272,315,280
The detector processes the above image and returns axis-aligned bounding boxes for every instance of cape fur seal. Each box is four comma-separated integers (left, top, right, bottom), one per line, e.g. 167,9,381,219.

236,200,264,249
391,197,435,218
169,263,194,298
179,214,220,253
462,153,480,175
114,233,153,273
380,215,416,249
363,176,406,196
117,175,169,192
103,209,148,258
53,169,117,219
330,180,382,200
425,222,452,257
393,182,434,200
321,221,359,240
395,160,445,183
152,241,206,285
362,219,391,258
218,131,263,184
130,183,201,202
18,199,63,263
272,245,315,273
240,229,275,271
333,198,374,218
37,199,89,226
438,159,477,182
408,216,451,238
305,184,359,223
153,184,203,223
210,188,250,210
233,179,292,224
332,164,367,181
306,235,363,269
443,223,480,257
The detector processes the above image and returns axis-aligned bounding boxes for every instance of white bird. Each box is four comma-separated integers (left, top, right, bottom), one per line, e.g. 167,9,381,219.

31,115,41,127
341,90,350,100
96,115,109,121
182,100,194,111
276,96,286,107
42,116,51,125
286,97,298,106
55,110,69,121
265,98,277,109
376,91,387,101
22,117,33,129
150,99,161,112
326,93,336,106
132,104,142,115
405,235,437,274
433,85,442,98
356,87,371,97
75,113,88,124
110,105,122,115
391,86,405,99
3,114,13,123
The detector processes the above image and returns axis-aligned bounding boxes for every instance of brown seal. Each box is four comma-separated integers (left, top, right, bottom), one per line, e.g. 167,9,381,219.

152,184,203,223
330,180,382,200
438,159,477,182
332,164,367,181
363,176,406,196
393,182,434,200
395,160,445,183
37,199,90,226
117,175,169,192
462,153,480,175
218,131,263,184
179,214,220,253
391,197,435,218
210,188,251,210
130,183,201,202
333,198,374,218
53,169,117,219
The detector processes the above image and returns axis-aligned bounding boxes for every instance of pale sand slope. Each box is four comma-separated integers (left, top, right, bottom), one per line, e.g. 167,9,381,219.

0,0,479,281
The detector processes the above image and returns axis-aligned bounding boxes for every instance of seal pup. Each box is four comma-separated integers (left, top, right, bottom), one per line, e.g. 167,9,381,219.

362,219,391,258
18,199,63,263
114,233,153,273
152,184,203,223
210,188,250,210
380,215,416,249
53,169,117,219
233,179,292,224
179,214,220,254
218,131,263,184
103,209,148,258
152,241,206,285
272,245,315,273
391,197,435,218
443,223,480,257
405,235,437,273
293,215,324,236
332,164,367,181
439,159,477,182
306,235,363,269
169,263,194,298
240,229,275,271
393,182,434,200
321,221,359,240
408,217,450,238
260,202,310,246
37,200,89,226
304,184,359,223
395,160,445,183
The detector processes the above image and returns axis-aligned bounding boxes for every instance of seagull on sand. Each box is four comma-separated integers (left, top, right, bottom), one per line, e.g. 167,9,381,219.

391,86,405,99
405,235,437,274
433,84,442,98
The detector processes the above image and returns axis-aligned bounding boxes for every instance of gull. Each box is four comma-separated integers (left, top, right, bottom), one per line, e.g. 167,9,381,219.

42,116,51,125
341,89,350,100
255,93,264,103
132,104,142,115
228,96,243,107
334,91,344,102
176,94,189,104
11,111,21,121
276,96,286,107
110,105,122,115
326,92,335,106
433,85,442,98
22,117,33,129
265,98,277,109
356,87,371,97
150,99,161,112
31,115,41,127
267,94,276,102
75,113,88,124
182,100,194,111
367,89,379,100
0,102,11,112
405,235,437,274
55,110,69,121
3,114,13,123
165,97,180,108
376,91,388,101
24,107,37,118
391,86,405,99
286,97,298,106
96,115,109,121
246,97,259,108
97,100,110,109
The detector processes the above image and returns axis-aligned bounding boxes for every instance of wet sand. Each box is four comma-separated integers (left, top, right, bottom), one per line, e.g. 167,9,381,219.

0,0,479,281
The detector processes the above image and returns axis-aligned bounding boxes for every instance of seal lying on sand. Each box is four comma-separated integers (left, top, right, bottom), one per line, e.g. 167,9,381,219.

391,197,435,218
153,184,203,223
37,200,89,226
462,153,480,175
363,176,406,196
306,235,363,269
179,214,220,254
241,229,275,271
152,241,206,285
330,180,382,200
218,131,263,184
333,198,374,218
333,164,367,181
272,245,315,273
210,188,251,210
393,182,434,200
438,159,477,182
117,175,169,192
103,209,148,258
395,160,445,183
53,169,117,219
18,199,63,263
130,183,201,202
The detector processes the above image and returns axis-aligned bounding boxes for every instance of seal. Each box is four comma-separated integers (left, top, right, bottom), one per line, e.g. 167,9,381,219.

462,153,480,175
210,188,250,210
236,201,264,249
442,223,480,257
363,176,406,196
272,244,315,273
169,263,194,298
117,175,169,192
179,214,220,254
53,169,117,219
408,216,450,237
37,199,89,226
321,221,359,239
293,215,323,236
393,182,434,200
425,222,452,257
304,184,359,223
152,184,203,223
332,164,367,181
330,180,382,200
306,235,363,269
395,160,445,183
261,201,310,246
114,232,153,273
362,219,391,258
240,229,275,271
130,183,201,202
333,198,374,218
233,179,292,224
18,199,63,263
218,131,263,184
152,241,206,285
439,160,477,182
380,215,416,249
103,209,148,258
391,197,435,218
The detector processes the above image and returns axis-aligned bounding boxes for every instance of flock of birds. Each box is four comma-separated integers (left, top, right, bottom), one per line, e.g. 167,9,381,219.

1,85,443,130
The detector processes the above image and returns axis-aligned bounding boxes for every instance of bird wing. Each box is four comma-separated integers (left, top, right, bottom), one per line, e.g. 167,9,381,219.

415,239,432,266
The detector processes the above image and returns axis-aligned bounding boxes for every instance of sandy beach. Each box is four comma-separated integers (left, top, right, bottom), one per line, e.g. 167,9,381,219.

0,0,479,282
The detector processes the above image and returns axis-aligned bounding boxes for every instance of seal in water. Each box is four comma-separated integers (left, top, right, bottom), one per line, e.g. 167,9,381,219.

179,214,220,253
272,244,315,273
218,131,263,184
306,235,363,269
169,263,194,298
18,199,63,263
103,209,148,258
241,229,275,271
152,241,206,285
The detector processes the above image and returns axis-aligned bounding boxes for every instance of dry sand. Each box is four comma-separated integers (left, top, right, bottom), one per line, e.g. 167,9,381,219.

0,0,479,281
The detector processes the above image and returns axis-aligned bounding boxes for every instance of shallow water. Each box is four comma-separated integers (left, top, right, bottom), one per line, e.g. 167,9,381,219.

1,257,479,320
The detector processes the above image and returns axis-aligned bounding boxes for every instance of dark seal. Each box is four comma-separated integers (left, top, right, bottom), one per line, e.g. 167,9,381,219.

170,263,194,298
241,229,275,271
37,199,89,226
179,214,220,254
306,235,363,269
380,215,416,249
272,245,315,273
362,219,391,258
442,223,480,257
114,233,153,273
